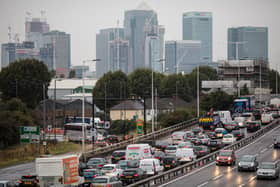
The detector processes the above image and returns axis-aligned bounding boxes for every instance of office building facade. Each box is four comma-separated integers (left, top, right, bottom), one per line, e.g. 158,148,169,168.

109,40,130,74
145,34,162,72
182,12,212,64
228,26,268,61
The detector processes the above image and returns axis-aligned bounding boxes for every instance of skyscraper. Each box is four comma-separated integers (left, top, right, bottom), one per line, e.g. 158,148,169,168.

109,40,130,74
165,40,202,74
228,26,268,61
96,28,124,78
1,42,16,69
42,30,71,76
124,3,158,71
145,34,162,72
182,12,212,64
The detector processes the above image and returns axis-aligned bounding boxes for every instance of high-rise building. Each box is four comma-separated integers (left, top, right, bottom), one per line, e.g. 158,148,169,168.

25,17,50,49
109,40,130,74
165,40,202,74
40,43,53,71
182,12,212,64
124,3,158,71
1,42,16,69
228,26,268,61
71,65,90,78
145,34,162,72
96,28,124,78
42,30,71,76
158,25,165,64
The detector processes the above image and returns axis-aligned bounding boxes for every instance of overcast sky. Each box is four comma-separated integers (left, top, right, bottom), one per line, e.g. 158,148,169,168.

0,0,279,69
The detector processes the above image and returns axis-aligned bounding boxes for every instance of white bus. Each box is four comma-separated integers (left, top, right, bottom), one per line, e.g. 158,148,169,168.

64,116,109,129
64,123,94,142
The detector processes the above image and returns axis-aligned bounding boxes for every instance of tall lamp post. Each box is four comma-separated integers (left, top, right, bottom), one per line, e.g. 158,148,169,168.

82,59,100,160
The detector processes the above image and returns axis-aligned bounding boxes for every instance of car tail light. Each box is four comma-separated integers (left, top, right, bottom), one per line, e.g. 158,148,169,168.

120,174,124,177
122,156,126,159
199,151,205,153
93,175,97,178
217,156,220,160
106,184,111,187
134,174,139,177
113,168,117,172
98,164,103,167
228,157,232,160
172,160,175,163
17,180,22,184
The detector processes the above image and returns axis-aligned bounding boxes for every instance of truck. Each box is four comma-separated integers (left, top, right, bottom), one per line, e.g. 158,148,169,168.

233,99,249,113
240,95,256,111
35,155,80,187
199,113,221,131
215,111,232,124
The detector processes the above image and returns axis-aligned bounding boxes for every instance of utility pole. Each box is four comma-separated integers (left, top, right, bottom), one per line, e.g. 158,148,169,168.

197,66,200,117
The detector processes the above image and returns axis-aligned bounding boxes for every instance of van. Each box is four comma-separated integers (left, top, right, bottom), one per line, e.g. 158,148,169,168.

216,111,232,124
241,112,255,122
171,131,187,145
126,144,152,160
261,113,274,125
175,148,197,163
139,159,163,175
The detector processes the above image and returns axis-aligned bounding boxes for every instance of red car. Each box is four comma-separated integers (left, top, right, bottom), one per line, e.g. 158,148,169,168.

216,150,236,166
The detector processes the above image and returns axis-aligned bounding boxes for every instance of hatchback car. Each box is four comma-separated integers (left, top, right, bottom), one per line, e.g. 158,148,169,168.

222,134,236,145
165,145,178,156
197,134,210,145
178,141,193,149
273,135,280,148
238,155,258,171
192,127,203,135
153,151,165,161
86,158,108,169
231,129,245,140
91,176,122,187
18,175,39,187
118,160,139,170
223,121,239,132
246,121,261,132
193,145,210,158
205,131,216,139
155,141,169,151
120,168,147,185
215,128,228,138
208,139,224,152
83,169,105,182
101,164,123,178
111,150,126,164
216,150,236,166
257,162,280,179
161,156,180,170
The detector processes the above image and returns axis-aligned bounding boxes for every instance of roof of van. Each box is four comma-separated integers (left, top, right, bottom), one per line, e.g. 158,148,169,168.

127,144,149,147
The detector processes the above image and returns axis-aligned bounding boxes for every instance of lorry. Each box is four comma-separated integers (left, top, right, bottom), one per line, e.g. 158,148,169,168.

35,155,80,187
126,144,152,160
215,111,232,124
233,99,249,113
199,113,221,131
240,95,256,111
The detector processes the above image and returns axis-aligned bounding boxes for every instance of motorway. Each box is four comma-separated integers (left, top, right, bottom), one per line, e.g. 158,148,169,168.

161,125,280,187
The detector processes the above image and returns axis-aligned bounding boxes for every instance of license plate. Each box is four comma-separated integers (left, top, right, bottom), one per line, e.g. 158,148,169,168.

126,176,133,178
115,157,120,160
24,182,32,184
165,165,170,167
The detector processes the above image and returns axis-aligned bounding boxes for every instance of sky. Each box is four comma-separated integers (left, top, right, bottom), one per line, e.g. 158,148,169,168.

0,0,279,69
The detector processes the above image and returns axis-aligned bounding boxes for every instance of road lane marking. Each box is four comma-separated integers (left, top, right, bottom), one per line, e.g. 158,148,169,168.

239,184,245,187
197,181,209,187
212,174,223,180
248,176,256,182
260,148,267,153
231,166,237,171
269,144,273,148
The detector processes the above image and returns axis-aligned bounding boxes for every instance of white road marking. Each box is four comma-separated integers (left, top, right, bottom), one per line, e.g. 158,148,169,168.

269,144,273,148
260,148,267,153
212,174,223,180
231,166,237,170
239,184,245,187
197,181,209,187
248,176,256,182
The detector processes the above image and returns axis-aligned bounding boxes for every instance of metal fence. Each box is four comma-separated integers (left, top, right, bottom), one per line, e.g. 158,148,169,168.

127,119,280,187
84,118,198,159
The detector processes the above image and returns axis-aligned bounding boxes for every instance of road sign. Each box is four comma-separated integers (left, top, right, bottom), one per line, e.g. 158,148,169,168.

136,120,144,135
20,126,40,144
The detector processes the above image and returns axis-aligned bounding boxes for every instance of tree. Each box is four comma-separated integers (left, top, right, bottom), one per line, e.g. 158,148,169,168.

93,71,129,111
0,59,51,108
68,69,76,78
269,69,280,94
240,84,250,95
200,90,235,112
158,110,193,128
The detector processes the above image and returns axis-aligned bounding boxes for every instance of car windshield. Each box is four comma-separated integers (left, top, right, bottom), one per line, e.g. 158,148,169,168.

194,146,203,151
232,130,240,134
88,159,102,164
163,157,175,162
241,156,254,162
224,135,232,138
209,141,218,145
178,143,192,148
102,166,114,170
166,146,177,150
215,129,223,133
84,170,99,176
123,170,137,175
219,151,232,156
112,152,125,157
154,152,164,156
92,178,108,183
260,163,275,169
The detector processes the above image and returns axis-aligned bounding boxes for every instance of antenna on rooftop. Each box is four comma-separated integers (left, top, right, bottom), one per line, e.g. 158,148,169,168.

8,26,12,42
41,10,46,22
25,11,32,21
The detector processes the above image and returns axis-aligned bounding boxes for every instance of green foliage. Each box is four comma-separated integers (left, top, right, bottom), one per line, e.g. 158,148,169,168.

200,90,234,111
269,69,280,94
158,109,194,128
240,84,250,95
68,69,76,78
108,120,136,135
93,71,129,111
0,98,33,148
0,59,51,108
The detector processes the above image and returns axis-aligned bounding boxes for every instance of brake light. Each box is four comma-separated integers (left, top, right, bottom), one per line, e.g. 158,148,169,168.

93,174,97,178
134,174,139,177
122,156,126,159
106,184,111,187
228,157,232,160
199,151,205,153
17,180,22,184
98,164,103,167
120,174,124,177
172,160,175,163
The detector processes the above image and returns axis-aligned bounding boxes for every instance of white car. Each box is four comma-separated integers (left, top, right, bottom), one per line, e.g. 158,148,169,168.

176,148,197,163
234,116,246,128
165,145,178,156
101,164,123,178
139,158,163,175
222,134,236,145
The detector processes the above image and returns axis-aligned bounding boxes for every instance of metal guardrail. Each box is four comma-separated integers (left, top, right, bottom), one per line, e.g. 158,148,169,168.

84,118,198,159
127,119,280,187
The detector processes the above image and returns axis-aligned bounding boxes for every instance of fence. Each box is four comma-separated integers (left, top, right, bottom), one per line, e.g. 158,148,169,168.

127,119,280,187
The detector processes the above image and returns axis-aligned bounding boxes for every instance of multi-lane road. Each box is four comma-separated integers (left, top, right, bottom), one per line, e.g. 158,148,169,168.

160,125,280,187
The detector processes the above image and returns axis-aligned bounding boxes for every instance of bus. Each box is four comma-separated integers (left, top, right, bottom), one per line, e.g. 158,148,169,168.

64,123,95,142
64,116,109,129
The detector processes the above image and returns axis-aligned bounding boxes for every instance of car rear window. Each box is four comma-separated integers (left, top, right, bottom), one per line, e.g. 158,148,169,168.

123,170,137,175
88,159,102,164
102,166,114,170
219,151,232,156
223,135,232,138
112,151,125,157
163,157,175,162
166,146,177,150
92,178,108,183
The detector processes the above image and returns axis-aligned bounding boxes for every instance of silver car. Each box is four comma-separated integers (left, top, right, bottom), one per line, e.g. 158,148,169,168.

238,155,258,171
257,162,280,179
91,176,122,187
165,145,177,156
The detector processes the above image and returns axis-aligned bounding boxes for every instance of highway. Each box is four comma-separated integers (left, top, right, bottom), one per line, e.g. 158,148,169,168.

160,125,280,187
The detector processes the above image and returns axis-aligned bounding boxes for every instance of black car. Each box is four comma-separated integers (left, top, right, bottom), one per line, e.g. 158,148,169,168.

205,131,216,139
120,168,147,185
162,156,180,170
118,160,139,170
79,162,87,176
192,128,203,135
105,135,119,144
246,121,261,132
208,139,224,152
232,129,245,140
86,158,108,169
253,109,262,120
274,136,280,148
189,137,202,145
155,141,169,151
193,145,210,158
18,175,39,187
111,150,126,164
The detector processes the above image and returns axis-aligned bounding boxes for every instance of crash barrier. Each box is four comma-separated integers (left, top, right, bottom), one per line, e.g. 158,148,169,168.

84,118,198,159
127,119,280,187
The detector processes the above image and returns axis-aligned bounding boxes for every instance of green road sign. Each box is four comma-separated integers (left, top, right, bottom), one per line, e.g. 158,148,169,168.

20,126,40,144
136,120,144,135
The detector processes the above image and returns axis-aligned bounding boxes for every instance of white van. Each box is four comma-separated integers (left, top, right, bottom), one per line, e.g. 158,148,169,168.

126,144,152,160
139,158,163,175
241,112,255,122
171,131,187,145
234,116,246,128
175,148,197,163
261,113,274,125
216,111,232,124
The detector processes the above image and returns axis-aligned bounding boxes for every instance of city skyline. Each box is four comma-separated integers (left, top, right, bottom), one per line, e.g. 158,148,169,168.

0,0,279,69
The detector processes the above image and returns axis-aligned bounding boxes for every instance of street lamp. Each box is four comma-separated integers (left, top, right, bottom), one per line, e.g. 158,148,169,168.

82,59,100,160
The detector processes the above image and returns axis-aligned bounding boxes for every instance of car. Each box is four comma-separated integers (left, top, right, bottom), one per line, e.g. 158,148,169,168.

120,168,147,185
215,128,228,138
101,164,123,178
193,145,210,158
86,158,108,169
155,141,169,151
161,156,180,170
269,109,280,118
18,175,39,187
171,131,187,145
118,160,139,170
223,121,239,132
216,150,236,166
197,134,210,145
111,150,126,164
185,131,195,138
238,155,258,171
176,148,196,163
205,131,216,139
274,135,280,148
257,162,280,179
192,127,203,135
253,109,262,120
105,135,119,144
189,137,202,145
83,169,105,182
165,145,178,156
178,141,193,149
139,158,163,175
222,134,236,145
91,176,122,187
153,151,165,161
246,121,261,132
79,162,87,176
231,129,245,140
234,116,246,128
261,113,274,125
208,139,224,152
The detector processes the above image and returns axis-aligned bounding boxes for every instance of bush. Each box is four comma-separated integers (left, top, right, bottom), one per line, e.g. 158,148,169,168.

108,120,136,135
158,109,194,128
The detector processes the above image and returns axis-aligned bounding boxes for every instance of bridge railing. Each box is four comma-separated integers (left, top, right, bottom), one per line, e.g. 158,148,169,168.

127,119,279,187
